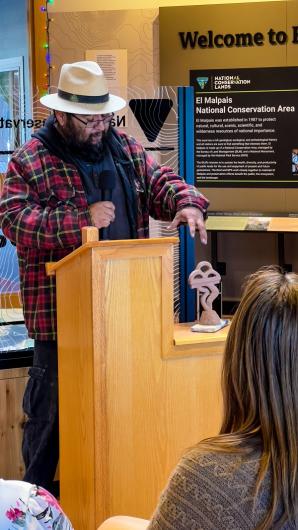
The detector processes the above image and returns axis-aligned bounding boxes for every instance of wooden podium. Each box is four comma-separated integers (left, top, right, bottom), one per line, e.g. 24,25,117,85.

47,229,225,530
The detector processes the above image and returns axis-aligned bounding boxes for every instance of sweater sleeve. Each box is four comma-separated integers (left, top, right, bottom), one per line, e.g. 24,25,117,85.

147,459,206,530
0,156,92,250
148,450,266,530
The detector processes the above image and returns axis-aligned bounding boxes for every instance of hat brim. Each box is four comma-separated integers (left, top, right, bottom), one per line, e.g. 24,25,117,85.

40,92,126,115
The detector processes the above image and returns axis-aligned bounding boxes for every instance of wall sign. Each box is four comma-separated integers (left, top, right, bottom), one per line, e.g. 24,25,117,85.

179,26,298,49
190,66,298,188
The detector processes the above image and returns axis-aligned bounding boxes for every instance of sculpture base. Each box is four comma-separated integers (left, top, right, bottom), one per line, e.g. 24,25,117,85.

191,319,230,333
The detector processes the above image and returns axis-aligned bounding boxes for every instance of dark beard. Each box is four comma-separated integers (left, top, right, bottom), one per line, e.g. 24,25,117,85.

65,135,104,162
57,118,112,162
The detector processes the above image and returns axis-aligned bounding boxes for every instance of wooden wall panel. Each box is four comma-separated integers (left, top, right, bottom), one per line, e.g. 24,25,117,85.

0,368,28,479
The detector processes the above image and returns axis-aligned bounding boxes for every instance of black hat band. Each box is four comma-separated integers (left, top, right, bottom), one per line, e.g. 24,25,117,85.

58,89,109,104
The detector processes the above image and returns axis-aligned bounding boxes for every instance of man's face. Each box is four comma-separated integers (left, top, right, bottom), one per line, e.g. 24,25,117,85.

58,112,113,157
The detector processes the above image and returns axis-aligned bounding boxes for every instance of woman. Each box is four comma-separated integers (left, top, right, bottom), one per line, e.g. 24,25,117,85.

0,479,73,529
148,266,298,529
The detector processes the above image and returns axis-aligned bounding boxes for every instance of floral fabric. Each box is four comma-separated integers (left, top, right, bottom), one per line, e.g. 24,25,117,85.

0,479,73,529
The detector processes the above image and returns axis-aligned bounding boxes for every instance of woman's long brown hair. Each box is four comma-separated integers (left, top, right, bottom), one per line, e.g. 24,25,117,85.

199,266,298,529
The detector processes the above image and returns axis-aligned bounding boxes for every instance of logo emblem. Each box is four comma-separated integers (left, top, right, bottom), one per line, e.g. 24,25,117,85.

129,99,173,142
196,77,209,90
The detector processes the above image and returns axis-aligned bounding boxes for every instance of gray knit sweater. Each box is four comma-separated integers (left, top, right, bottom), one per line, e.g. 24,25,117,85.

148,448,296,529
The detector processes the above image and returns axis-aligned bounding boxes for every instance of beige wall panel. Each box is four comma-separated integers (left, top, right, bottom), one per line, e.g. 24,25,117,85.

285,191,298,212
202,187,298,214
50,10,159,91
49,0,283,13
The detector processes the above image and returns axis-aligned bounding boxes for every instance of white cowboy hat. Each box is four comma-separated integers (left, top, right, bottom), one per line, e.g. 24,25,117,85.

40,61,126,115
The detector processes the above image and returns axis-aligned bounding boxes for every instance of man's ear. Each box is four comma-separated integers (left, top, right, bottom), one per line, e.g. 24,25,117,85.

55,110,66,127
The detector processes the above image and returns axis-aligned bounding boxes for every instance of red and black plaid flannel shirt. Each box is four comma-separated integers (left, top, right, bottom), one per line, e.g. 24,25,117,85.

0,130,209,340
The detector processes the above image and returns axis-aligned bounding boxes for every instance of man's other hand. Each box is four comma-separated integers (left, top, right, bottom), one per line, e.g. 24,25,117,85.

89,201,115,229
167,207,207,244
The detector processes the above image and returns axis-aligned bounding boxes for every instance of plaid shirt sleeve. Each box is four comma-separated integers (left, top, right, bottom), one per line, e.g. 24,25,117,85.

0,147,92,250
119,132,209,221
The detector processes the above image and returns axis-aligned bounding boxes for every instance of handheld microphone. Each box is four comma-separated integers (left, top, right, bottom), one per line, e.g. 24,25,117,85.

98,170,116,240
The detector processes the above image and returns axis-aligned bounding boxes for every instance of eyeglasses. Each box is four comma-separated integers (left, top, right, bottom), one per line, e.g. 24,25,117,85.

70,113,113,128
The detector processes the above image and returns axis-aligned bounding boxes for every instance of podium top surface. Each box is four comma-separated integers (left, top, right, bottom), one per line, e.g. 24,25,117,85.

46,236,179,276
174,322,229,346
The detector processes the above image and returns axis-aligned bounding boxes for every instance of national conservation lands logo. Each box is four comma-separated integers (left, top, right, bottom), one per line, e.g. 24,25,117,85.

196,77,209,90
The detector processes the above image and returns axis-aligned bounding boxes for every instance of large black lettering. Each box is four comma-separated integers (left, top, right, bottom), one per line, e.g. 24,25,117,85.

275,30,287,44
268,28,277,45
254,32,264,46
214,34,224,48
235,33,254,47
292,26,298,43
178,31,198,49
224,34,235,47
116,115,126,127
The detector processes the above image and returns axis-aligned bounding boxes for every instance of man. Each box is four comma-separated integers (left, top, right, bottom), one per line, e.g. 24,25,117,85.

0,61,209,493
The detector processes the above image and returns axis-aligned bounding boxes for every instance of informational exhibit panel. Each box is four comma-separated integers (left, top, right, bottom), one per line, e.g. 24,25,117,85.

190,66,298,188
